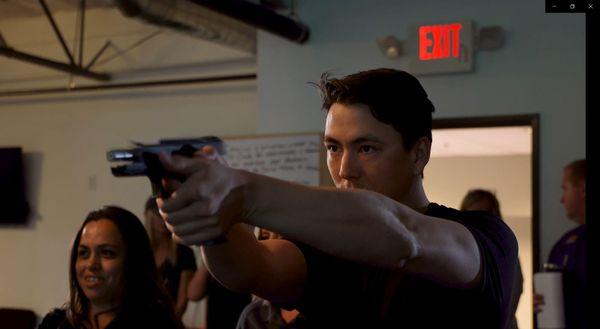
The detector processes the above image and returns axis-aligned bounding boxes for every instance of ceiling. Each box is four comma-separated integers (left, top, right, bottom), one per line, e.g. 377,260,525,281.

431,126,532,158
0,0,256,91
0,0,115,19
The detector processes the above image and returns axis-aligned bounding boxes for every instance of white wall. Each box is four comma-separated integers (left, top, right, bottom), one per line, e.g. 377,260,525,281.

256,0,585,264
0,7,257,323
0,83,257,321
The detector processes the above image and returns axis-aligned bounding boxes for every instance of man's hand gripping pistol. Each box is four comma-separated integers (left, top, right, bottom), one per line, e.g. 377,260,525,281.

106,136,226,245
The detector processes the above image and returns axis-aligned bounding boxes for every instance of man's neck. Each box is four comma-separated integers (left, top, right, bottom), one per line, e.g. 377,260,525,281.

399,180,430,213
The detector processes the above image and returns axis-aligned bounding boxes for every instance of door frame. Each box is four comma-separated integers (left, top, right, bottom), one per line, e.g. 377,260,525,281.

432,113,540,269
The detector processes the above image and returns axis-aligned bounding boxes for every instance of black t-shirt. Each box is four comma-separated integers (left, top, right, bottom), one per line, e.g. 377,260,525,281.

158,244,197,300
206,276,252,329
290,203,518,329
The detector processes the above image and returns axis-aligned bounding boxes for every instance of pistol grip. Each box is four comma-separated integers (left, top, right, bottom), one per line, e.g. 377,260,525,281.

146,144,227,246
151,181,170,199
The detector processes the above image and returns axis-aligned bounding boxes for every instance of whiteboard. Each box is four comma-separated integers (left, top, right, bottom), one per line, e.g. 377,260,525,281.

222,134,322,186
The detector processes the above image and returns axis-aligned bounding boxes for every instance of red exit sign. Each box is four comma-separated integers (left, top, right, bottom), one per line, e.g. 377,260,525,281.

408,20,473,75
419,23,462,61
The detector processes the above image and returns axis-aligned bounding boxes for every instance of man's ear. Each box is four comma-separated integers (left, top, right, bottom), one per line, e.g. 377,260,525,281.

411,137,431,176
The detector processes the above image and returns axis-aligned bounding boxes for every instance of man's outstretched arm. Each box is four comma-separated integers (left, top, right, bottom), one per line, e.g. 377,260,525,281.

241,172,481,288
198,223,307,303
158,151,482,293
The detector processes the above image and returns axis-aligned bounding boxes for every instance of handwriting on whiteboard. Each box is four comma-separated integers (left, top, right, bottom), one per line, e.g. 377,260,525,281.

223,135,321,186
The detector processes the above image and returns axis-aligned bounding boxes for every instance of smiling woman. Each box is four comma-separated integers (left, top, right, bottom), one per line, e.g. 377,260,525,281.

38,206,183,329
76,219,125,315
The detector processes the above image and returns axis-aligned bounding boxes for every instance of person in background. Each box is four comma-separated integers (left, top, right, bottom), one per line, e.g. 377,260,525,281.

187,253,252,329
460,189,523,329
234,228,302,329
534,159,587,329
38,206,182,329
145,197,197,320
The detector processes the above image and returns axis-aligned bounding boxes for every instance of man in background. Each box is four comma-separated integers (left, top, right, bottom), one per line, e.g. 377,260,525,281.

535,159,587,329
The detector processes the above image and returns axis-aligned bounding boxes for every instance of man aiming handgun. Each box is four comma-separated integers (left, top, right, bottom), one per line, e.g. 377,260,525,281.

156,68,518,328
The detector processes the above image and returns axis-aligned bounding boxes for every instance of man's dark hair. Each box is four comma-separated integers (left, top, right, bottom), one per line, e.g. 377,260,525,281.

315,68,435,150
565,159,586,186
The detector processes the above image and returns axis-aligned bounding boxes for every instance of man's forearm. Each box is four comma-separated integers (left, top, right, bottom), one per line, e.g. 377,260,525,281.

200,223,306,302
240,171,420,268
200,223,268,293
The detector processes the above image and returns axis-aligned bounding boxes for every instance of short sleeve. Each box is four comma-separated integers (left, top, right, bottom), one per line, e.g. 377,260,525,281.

460,211,519,325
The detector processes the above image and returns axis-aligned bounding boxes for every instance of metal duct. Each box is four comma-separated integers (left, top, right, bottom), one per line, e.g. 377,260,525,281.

115,0,309,54
186,0,309,43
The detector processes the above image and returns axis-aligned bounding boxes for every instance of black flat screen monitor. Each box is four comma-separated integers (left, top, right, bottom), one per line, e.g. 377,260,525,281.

0,147,30,224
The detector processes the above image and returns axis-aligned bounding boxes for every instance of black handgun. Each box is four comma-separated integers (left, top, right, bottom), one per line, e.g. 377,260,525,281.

107,136,225,197
107,136,227,246
106,136,224,198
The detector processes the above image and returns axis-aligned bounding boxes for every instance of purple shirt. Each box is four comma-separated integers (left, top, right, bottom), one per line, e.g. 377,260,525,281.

548,224,588,329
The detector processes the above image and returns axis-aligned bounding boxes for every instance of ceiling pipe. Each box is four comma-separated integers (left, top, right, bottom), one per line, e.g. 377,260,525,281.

186,0,309,43
115,0,309,54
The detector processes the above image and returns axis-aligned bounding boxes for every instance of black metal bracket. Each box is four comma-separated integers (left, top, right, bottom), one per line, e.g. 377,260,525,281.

0,45,111,81
0,73,256,98
0,0,111,82
39,0,76,66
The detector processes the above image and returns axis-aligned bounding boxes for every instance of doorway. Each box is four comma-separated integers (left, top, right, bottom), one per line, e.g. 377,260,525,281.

424,114,539,329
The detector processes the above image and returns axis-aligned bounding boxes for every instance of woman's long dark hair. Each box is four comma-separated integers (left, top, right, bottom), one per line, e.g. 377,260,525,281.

68,205,182,328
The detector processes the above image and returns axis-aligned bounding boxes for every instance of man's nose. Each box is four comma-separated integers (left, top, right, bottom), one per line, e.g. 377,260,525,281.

339,151,360,180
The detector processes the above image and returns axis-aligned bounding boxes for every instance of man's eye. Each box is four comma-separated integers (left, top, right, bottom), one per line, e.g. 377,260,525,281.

326,145,339,152
359,145,376,153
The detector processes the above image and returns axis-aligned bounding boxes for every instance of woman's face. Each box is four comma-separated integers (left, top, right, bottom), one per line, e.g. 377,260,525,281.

76,219,125,310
